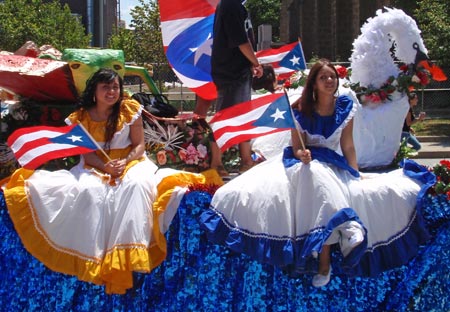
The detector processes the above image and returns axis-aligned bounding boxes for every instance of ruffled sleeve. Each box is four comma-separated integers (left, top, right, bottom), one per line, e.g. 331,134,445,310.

118,99,142,128
65,110,84,126
334,95,356,129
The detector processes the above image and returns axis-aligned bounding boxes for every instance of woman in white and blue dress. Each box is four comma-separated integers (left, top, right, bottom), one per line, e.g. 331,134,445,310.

200,59,434,287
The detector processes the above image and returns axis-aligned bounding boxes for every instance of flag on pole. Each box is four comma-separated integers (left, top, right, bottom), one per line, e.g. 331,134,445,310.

7,124,99,169
210,93,296,152
158,0,218,100
256,41,307,80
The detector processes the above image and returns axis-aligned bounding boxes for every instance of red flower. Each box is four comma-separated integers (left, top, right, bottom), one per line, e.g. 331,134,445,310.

417,71,430,86
400,64,408,72
335,65,348,79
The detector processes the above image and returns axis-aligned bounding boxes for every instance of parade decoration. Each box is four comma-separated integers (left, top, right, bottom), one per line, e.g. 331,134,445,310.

348,8,446,169
158,0,218,100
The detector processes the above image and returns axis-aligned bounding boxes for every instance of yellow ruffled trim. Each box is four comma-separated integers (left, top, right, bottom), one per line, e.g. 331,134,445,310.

154,168,223,215
3,167,166,295
151,169,223,262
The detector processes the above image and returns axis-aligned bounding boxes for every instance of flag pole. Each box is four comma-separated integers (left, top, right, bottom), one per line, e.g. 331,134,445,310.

283,90,306,150
77,122,113,162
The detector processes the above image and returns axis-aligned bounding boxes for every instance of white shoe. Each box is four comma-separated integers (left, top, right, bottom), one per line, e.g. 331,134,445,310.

348,230,364,249
312,267,331,288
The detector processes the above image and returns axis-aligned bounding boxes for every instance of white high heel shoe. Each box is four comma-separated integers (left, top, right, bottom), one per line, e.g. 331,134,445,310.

312,267,332,288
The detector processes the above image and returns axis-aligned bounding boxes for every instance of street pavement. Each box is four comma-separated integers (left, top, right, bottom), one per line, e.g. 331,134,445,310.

412,136,449,168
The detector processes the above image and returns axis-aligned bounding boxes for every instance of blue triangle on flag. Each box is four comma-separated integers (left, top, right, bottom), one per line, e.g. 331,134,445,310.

279,43,307,71
49,125,98,150
253,95,296,129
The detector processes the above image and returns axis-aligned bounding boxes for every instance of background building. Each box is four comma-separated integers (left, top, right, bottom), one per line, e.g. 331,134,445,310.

279,0,393,62
56,0,118,47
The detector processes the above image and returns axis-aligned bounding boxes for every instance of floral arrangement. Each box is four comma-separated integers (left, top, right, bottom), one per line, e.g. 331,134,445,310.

282,70,307,89
429,160,450,200
282,61,444,106
144,119,211,172
343,62,433,104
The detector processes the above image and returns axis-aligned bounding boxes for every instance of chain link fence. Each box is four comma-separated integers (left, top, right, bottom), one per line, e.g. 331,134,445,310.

125,62,450,117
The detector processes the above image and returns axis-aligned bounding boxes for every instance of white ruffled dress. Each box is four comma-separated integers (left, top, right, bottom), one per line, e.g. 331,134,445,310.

4,100,166,294
200,95,434,276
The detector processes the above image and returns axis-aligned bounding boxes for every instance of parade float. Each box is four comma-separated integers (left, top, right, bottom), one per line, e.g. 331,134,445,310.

0,8,449,312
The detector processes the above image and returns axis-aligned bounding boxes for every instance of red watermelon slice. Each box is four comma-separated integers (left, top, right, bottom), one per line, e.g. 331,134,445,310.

0,54,77,102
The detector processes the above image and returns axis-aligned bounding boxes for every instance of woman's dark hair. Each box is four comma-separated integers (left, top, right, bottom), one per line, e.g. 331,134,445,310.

408,92,418,100
252,64,276,93
78,68,124,150
300,58,339,117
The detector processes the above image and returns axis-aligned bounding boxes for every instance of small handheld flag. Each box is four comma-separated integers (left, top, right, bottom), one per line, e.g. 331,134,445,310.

7,124,99,169
256,40,307,80
210,92,296,152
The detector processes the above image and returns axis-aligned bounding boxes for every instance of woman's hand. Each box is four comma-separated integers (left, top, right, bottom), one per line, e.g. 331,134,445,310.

298,149,312,164
104,158,127,177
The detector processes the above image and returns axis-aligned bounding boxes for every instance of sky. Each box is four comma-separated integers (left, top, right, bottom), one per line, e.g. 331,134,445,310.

120,0,140,28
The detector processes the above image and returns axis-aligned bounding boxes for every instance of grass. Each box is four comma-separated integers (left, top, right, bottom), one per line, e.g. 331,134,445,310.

413,118,450,137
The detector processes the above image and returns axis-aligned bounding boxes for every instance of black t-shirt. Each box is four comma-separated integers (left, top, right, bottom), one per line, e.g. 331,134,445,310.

402,107,415,132
211,0,254,87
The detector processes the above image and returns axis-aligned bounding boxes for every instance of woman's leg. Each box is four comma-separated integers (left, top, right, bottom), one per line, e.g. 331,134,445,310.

312,244,332,287
407,134,422,151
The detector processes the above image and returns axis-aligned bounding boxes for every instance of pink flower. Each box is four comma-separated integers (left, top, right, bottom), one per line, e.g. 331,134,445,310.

156,150,167,165
185,143,199,165
178,149,187,161
411,75,421,83
197,144,208,159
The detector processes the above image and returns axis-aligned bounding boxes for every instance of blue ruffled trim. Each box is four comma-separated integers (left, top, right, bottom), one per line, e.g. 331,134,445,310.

344,159,436,277
200,159,436,277
282,146,360,178
200,205,368,275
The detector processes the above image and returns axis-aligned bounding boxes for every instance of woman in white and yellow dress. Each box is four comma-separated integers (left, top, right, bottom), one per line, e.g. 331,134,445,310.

3,68,221,294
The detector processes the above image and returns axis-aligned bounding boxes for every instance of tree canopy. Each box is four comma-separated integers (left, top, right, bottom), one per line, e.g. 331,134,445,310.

414,0,450,66
0,0,90,53
246,0,281,42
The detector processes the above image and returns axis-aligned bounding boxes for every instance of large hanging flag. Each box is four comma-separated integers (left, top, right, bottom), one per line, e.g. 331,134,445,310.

256,41,307,80
210,92,296,151
7,124,99,169
158,0,219,100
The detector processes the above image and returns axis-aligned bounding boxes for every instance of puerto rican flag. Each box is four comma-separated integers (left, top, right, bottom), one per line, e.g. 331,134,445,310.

159,0,219,100
210,92,296,151
7,124,98,169
256,41,307,80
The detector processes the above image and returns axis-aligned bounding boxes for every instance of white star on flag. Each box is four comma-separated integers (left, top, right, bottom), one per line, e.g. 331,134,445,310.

191,34,213,65
270,108,287,122
67,135,82,143
289,55,300,66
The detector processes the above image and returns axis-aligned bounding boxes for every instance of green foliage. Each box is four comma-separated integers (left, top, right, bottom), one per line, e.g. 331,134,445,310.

391,138,418,168
391,0,418,17
109,0,166,68
246,0,281,42
414,0,450,66
0,0,90,52
108,27,139,61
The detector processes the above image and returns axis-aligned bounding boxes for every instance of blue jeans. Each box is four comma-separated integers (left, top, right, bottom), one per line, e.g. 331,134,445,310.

401,132,422,151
